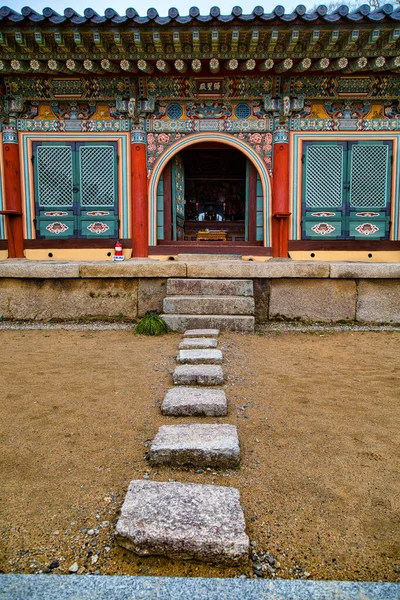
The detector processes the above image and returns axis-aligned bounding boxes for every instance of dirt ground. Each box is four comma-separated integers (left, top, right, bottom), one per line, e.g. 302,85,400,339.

0,329,399,581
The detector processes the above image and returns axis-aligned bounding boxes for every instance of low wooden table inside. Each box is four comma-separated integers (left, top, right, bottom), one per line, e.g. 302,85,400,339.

196,230,228,242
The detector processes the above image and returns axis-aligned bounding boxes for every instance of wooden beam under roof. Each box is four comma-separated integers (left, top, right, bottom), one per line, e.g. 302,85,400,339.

211,28,219,53
327,57,348,71
92,31,107,53
174,59,187,73
112,31,125,51
225,58,238,70
14,31,31,52
342,29,360,52
72,31,87,52
312,57,330,71
267,29,279,53
156,59,170,72
152,30,163,53
325,29,340,51
308,29,320,51
345,56,368,73
53,31,69,52
231,28,239,52
275,58,293,73
172,30,181,53
258,58,274,71
286,29,299,53
362,28,380,51
292,57,311,72
191,59,202,72
192,29,200,52
33,30,51,52
137,59,153,73
133,30,143,52
100,58,120,73
120,59,138,73
381,27,400,51
249,29,259,53
83,59,103,73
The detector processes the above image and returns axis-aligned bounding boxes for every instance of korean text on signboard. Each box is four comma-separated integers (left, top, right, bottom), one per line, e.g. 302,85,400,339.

196,80,222,95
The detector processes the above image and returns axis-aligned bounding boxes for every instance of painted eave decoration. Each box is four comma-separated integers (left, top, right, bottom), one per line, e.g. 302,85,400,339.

0,4,400,76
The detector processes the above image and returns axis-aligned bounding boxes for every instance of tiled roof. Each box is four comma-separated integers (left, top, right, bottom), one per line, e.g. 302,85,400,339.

0,4,399,25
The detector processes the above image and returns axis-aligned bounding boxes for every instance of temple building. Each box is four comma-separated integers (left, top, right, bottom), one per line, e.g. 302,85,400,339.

0,3,400,261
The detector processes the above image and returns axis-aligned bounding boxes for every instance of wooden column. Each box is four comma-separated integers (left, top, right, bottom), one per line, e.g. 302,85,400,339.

272,125,290,257
2,124,24,258
131,128,148,257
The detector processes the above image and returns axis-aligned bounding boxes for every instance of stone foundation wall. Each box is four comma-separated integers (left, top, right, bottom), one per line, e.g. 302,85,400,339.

0,260,399,324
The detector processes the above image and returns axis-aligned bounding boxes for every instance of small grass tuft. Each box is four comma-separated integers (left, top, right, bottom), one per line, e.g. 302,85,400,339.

135,313,169,336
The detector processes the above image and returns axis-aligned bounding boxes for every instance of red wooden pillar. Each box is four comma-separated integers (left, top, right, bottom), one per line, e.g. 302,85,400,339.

272,125,290,257
2,124,24,258
131,128,148,257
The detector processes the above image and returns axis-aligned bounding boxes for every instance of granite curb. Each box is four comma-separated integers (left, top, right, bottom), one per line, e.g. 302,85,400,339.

0,260,399,280
1,575,399,600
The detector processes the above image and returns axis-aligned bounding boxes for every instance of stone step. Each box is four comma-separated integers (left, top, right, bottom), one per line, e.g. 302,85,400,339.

161,387,228,416
177,254,242,262
163,296,255,316
149,424,240,468
177,349,223,365
173,364,224,386
183,328,219,338
179,337,218,349
115,480,249,564
167,278,253,297
164,315,255,333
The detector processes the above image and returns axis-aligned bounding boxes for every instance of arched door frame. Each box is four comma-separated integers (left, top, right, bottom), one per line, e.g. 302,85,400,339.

148,132,272,247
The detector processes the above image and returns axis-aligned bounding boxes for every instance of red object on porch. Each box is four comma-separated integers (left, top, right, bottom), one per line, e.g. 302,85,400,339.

131,138,148,258
272,140,290,258
3,144,24,258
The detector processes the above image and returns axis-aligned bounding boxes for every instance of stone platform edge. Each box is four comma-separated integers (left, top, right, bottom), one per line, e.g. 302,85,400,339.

0,259,400,279
0,575,399,600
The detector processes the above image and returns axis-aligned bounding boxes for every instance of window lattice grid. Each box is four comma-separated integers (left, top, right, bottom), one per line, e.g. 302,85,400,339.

235,103,251,119
305,145,343,208
350,145,388,208
37,146,74,207
80,146,115,207
166,103,183,119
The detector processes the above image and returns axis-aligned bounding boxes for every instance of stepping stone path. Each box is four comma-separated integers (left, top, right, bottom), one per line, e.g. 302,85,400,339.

173,364,224,385
115,480,249,564
161,387,227,416
177,348,223,364
149,424,240,467
116,327,249,565
179,337,218,349
183,328,220,337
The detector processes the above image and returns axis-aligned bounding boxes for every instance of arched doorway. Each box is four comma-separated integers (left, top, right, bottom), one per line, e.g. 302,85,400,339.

148,132,271,248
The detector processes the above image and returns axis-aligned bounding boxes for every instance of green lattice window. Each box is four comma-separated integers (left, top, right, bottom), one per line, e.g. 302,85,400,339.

33,141,118,239
302,140,392,240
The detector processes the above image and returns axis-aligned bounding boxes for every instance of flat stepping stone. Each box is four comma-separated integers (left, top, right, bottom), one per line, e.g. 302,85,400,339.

115,480,249,564
179,337,218,349
183,329,219,338
173,365,224,386
161,387,227,416
177,349,223,365
149,424,240,467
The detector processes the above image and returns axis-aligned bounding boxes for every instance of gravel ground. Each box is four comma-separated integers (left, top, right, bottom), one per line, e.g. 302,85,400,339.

0,328,399,581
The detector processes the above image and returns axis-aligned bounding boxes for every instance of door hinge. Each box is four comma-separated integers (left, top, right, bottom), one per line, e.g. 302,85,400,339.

31,155,34,163
301,154,305,164
116,154,120,163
